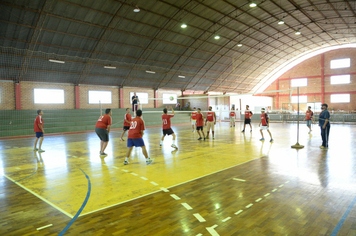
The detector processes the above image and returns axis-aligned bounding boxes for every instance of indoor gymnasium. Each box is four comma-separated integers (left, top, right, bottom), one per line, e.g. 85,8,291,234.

1,1,356,235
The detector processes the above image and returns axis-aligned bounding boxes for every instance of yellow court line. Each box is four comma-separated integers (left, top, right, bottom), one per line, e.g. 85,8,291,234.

3,174,74,219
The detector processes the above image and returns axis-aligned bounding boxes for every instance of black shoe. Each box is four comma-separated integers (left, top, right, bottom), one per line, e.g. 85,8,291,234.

204,137,206,141
242,130,245,132
198,137,202,140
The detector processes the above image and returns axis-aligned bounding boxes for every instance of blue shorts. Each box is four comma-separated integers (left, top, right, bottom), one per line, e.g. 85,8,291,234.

36,132,43,138
127,138,145,147
306,120,312,126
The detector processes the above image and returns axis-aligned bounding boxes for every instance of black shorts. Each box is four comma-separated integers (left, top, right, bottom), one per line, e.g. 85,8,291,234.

163,128,174,136
196,126,203,131
123,126,130,131
244,119,251,124
95,127,109,142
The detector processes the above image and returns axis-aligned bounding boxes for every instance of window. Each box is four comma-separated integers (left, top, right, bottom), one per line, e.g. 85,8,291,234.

291,95,307,103
330,58,350,69
291,78,307,87
34,89,64,104
331,94,350,103
162,93,177,104
307,102,322,112
130,92,148,104
330,75,350,85
88,90,112,104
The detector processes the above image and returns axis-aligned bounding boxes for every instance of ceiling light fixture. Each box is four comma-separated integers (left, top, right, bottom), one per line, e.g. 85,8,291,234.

49,59,65,64
181,23,187,28
249,2,257,7
278,20,284,25
145,70,156,74
237,43,242,47
214,35,220,40
178,75,185,78
295,31,301,35
133,5,140,12
104,66,116,69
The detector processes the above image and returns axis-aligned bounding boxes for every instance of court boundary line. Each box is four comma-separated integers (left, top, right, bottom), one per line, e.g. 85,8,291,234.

331,195,356,236
78,154,265,218
3,174,74,218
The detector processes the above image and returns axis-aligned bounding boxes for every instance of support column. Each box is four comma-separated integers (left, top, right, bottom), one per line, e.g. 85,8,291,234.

207,94,210,110
276,78,279,109
321,53,325,104
154,89,158,108
75,85,80,109
15,83,21,110
119,87,124,108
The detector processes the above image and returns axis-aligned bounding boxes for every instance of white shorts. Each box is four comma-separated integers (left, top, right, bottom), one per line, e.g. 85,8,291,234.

260,125,269,130
191,120,196,125
230,118,235,122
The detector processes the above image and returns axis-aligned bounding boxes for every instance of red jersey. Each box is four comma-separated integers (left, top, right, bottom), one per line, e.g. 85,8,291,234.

191,111,197,120
260,113,269,126
128,117,145,139
245,110,252,119
196,113,204,127
162,114,174,129
95,114,112,129
207,111,215,122
306,110,313,120
230,111,236,118
34,115,43,132
124,113,132,126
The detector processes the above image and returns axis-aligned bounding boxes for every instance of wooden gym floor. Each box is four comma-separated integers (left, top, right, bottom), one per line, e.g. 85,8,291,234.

1,122,356,235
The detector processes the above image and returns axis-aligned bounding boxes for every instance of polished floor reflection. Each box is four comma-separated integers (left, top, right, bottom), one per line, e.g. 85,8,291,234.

1,122,355,235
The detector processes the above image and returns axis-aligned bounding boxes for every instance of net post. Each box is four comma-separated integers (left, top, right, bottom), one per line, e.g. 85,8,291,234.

292,87,304,149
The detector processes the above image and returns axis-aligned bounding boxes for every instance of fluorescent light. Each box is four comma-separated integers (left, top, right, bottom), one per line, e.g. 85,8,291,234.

295,31,301,35
49,59,65,64
146,70,156,74
104,66,116,69
133,5,140,12
237,44,242,47
249,2,257,7
178,75,185,78
278,20,284,25
181,23,187,28
214,35,220,40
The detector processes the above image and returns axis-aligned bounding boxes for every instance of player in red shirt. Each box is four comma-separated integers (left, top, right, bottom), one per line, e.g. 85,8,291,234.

205,106,216,139
230,108,236,127
95,108,112,156
190,107,197,132
124,109,154,165
160,107,178,149
259,108,273,142
196,108,206,140
242,105,253,132
120,108,132,141
34,109,45,152
303,106,314,134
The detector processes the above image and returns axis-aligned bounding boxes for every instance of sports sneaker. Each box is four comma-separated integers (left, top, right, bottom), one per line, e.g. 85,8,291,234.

204,137,206,141
319,145,325,149
270,139,274,142
100,152,107,156
241,130,245,132
120,138,124,141
250,130,252,132
146,158,154,165
33,148,38,151
198,137,202,140
230,126,232,127
171,144,178,149
260,138,265,141
159,143,162,147
206,136,209,139
38,149,45,152
124,160,129,165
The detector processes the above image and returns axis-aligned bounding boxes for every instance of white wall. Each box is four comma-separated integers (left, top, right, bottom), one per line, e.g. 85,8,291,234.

230,95,273,114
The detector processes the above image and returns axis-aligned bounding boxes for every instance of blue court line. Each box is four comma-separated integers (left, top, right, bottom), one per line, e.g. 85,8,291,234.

58,168,91,236
14,168,37,183
331,195,356,236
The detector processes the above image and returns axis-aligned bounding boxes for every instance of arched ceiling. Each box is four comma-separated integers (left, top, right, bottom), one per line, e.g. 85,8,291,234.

1,0,355,93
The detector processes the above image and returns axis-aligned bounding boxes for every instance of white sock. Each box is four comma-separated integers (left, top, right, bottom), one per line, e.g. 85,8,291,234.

172,140,176,145
125,157,128,161
160,140,163,144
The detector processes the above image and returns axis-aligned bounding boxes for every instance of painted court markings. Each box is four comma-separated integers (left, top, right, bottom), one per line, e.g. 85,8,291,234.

193,213,206,222
36,224,53,231
181,203,193,210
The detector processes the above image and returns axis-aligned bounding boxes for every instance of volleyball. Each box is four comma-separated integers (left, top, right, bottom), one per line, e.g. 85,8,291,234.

169,96,174,101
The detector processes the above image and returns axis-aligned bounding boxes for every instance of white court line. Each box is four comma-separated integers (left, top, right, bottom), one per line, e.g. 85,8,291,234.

112,166,119,169
255,198,262,202
160,187,169,192
272,189,277,192
193,213,206,222
181,203,193,210
222,217,231,222
279,184,284,188
234,210,243,215
15,167,21,170
285,181,290,184
206,225,220,236
4,175,73,218
232,178,246,182
102,164,107,166
78,157,84,160
170,194,181,200
130,173,138,176
36,224,53,231
150,181,159,186
72,156,77,158
196,234,203,236
264,193,270,197
140,177,148,180
246,203,253,208
121,169,129,172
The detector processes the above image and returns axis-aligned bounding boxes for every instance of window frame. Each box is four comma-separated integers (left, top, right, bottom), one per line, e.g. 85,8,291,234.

330,94,350,103
330,58,351,69
291,78,308,87
34,88,65,104
291,95,307,103
88,90,112,104
129,92,149,104
330,74,351,85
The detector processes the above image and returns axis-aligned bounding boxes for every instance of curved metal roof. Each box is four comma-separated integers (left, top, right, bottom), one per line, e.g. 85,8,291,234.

0,0,355,93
